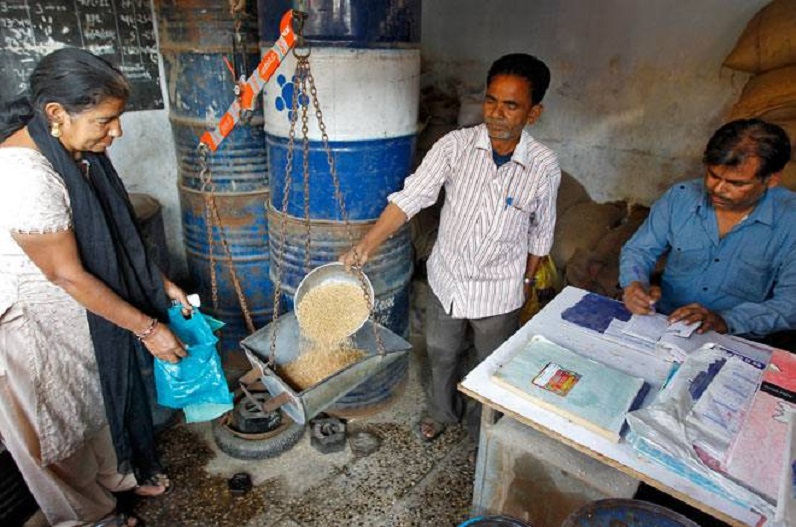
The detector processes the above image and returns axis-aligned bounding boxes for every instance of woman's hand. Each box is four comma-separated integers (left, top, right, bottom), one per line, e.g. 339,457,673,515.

163,278,193,317
140,322,187,363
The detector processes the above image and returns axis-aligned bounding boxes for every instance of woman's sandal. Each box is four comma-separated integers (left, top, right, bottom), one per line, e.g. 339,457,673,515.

94,512,145,527
133,473,174,498
416,416,446,443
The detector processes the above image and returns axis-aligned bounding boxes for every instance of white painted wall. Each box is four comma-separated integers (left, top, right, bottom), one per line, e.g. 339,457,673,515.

108,0,767,276
420,0,767,204
110,108,183,277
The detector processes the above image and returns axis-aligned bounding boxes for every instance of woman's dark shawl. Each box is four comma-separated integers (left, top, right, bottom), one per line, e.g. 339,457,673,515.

28,113,168,476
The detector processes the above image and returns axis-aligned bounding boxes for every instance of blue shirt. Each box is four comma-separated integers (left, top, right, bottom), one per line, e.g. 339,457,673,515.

619,178,796,337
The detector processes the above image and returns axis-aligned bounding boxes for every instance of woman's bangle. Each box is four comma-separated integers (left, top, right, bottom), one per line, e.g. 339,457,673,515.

135,318,159,341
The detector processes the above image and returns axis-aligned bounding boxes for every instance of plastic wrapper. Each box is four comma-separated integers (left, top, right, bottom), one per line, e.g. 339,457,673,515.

154,306,233,422
520,256,560,324
626,345,774,521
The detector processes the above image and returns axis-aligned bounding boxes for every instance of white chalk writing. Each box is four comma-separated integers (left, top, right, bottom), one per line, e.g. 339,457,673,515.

0,0,162,110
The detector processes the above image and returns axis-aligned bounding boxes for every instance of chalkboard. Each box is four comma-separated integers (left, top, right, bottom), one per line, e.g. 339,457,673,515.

0,0,163,111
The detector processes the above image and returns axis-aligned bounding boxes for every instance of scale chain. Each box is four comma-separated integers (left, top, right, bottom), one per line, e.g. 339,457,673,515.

268,47,305,368
199,146,256,334
305,63,386,356
270,37,387,361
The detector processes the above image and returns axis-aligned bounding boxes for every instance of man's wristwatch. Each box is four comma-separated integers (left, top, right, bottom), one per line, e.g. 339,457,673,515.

523,276,536,286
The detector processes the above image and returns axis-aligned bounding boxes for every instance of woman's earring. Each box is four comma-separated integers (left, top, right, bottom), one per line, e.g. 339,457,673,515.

50,122,61,138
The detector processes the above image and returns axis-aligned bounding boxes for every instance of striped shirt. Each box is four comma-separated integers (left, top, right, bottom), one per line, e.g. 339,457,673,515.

389,124,561,318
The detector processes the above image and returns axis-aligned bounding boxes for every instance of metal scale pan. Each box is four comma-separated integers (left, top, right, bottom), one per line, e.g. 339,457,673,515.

240,312,412,426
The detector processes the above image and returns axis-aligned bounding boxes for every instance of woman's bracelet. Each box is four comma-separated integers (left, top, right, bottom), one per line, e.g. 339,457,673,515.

135,318,159,341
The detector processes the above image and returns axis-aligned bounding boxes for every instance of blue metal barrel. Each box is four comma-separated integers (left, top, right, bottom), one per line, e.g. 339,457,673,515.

260,4,420,416
156,1,273,354
267,208,413,334
181,189,274,350
258,0,421,47
561,499,700,527
267,133,415,220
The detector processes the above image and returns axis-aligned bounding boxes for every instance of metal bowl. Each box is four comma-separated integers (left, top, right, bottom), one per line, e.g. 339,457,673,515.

294,262,374,335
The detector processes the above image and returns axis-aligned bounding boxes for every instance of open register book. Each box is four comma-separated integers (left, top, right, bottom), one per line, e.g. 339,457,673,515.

491,335,648,442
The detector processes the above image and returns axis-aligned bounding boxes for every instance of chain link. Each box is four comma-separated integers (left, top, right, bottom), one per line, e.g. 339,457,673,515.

299,65,312,273
270,37,387,362
269,56,304,368
198,145,255,335
198,148,219,311
306,65,386,356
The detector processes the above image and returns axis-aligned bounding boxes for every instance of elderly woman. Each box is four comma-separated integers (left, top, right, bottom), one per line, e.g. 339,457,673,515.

0,48,188,526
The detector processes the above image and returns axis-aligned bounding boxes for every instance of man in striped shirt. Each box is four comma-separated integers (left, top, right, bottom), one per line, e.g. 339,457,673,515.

341,53,561,445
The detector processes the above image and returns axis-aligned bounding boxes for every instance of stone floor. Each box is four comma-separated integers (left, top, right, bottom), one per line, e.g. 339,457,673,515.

129,336,476,527
25,338,475,527
24,281,478,527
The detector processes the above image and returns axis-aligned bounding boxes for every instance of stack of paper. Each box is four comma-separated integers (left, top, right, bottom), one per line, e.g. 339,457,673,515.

626,346,776,521
725,348,796,500
775,410,796,525
686,355,763,465
492,335,648,442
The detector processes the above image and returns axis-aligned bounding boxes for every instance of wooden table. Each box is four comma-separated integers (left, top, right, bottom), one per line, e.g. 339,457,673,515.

459,286,768,527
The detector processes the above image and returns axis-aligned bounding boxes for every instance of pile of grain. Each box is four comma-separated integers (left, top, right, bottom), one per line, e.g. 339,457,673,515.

280,342,366,390
296,282,370,345
284,281,372,390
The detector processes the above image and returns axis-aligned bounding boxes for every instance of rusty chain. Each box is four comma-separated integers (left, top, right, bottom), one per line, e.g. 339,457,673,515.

268,48,305,368
305,68,386,355
198,145,255,334
299,66,312,273
269,41,387,364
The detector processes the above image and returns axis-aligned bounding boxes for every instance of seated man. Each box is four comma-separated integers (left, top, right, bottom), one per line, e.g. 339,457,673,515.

619,119,796,341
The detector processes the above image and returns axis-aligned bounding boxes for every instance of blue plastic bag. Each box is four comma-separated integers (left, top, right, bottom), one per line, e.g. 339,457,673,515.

154,306,233,422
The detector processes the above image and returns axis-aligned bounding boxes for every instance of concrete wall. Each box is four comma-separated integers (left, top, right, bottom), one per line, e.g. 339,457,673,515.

110,109,183,277
108,0,766,277
420,0,766,204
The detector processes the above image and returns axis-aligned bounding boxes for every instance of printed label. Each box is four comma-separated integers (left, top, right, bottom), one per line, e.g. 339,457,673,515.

532,362,581,396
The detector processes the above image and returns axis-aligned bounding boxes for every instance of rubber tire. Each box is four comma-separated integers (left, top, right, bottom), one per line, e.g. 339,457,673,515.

212,413,306,460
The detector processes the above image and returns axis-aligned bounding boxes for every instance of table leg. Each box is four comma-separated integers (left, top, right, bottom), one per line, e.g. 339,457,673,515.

471,405,500,515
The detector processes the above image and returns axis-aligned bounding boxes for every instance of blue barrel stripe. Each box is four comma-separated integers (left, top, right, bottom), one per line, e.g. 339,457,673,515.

180,187,273,354
162,52,265,117
174,123,269,192
266,134,415,220
258,0,422,47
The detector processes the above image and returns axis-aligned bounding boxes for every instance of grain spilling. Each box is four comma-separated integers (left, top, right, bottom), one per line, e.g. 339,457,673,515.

296,282,370,345
280,343,366,390
286,280,373,390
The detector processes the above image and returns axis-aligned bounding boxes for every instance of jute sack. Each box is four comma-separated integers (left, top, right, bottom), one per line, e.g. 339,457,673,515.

564,206,649,298
723,0,796,74
730,66,796,119
730,102,796,122
557,171,591,216
550,201,624,269
771,118,796,144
